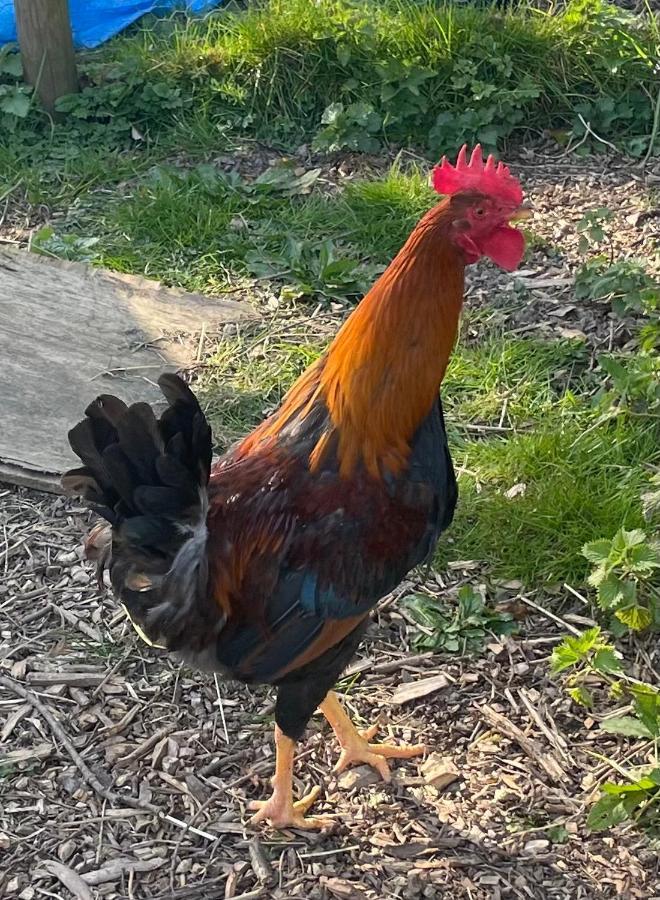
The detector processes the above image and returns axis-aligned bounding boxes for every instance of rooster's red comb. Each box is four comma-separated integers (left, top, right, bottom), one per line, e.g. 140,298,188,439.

431,145,523,207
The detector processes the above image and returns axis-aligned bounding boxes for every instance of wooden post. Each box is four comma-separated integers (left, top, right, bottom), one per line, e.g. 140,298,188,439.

14,0,79,116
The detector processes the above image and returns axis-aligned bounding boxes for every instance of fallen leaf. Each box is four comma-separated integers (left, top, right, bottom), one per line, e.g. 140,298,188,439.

557,327,587,341
320,876,368,899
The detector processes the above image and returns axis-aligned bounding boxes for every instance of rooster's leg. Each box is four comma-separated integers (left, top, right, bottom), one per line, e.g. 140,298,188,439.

248,725,332,829
319,691,425,782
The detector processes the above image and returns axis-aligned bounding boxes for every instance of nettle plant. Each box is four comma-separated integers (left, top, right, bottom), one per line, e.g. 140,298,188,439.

575,257,659,321
575,208,659,320
583,527,660,633
428,46,541,155
575,208,659,323
0,45,31,129
55,61,191,145
551,627,660,833
564,1,658,158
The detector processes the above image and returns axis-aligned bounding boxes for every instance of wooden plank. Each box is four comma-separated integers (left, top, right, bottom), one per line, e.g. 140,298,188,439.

14,0,79,115
0,248,255,493
0,461,63,494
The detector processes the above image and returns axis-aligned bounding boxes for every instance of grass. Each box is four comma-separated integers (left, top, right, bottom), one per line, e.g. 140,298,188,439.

55,162,432,292
23,158,550,298
444,415,656,584
199,323,326,448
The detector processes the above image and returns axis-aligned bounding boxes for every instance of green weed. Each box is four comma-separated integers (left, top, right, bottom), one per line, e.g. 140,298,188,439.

551,627,660,833
573,215,660,412
403,584,517,653
575,258,659,320
97,0,658,156
0,46,31,129
588,772,660,834
583,528,660,632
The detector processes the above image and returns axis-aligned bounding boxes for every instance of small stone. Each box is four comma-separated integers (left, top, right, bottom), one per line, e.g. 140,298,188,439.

524,839,550,854
104,741,133,765
10,661,27,680
71,567,90,585
162,755,179,775
56,550,78,565
421,754,460,790
58,839,76,862
78,712,98,730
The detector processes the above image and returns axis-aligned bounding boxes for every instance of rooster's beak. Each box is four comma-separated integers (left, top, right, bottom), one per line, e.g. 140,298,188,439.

509,203,533,223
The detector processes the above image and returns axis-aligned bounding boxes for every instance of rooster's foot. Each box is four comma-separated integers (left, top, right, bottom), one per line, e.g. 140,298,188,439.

320,691,425,783
249,785,332,830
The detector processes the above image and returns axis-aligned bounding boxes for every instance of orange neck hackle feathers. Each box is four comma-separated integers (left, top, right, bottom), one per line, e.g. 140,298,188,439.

316,200,464,477
239,199,464,478
238,146,527,480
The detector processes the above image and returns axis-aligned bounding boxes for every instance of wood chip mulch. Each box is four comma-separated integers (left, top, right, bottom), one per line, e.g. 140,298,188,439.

1,487,659,900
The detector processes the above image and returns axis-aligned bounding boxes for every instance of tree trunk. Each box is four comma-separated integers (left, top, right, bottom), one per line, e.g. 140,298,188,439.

14,0,79,116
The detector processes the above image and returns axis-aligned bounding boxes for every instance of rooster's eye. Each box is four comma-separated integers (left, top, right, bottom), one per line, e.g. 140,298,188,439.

474,207,485,218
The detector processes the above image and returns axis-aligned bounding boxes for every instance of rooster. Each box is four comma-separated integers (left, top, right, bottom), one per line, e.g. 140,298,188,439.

63,146,529,829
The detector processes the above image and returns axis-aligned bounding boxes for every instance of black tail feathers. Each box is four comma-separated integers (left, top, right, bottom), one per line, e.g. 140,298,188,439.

63,374,222,652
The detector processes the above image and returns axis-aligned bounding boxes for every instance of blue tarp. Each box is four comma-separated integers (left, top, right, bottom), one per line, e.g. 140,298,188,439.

0,1,222,50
